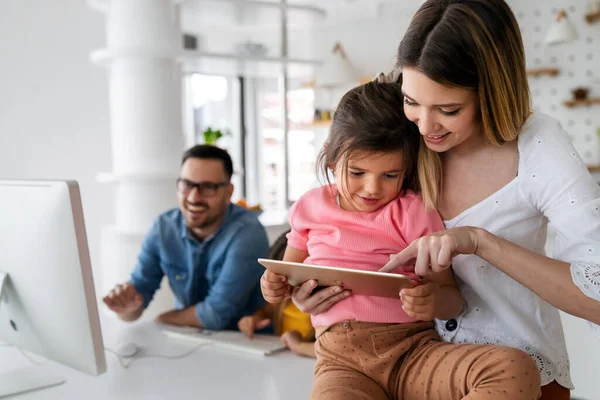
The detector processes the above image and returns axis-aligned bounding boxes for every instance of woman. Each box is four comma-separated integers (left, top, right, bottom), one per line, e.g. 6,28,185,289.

261,1,600,399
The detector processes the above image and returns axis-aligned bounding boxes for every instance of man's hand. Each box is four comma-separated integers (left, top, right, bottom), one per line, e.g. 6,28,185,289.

400,281,444,321
103,283,144,320
238,315,272,338
155,305,202,328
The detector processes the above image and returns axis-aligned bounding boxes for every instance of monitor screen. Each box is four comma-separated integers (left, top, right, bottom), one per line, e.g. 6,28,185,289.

0,180,106,396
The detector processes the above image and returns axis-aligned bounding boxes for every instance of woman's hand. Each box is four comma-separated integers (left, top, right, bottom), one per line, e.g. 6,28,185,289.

261,269,291,303
291,279,351,315
381,227,483,276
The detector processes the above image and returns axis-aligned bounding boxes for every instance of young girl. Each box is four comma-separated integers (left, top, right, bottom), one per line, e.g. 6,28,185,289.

238,231,316,358
262,80,541,400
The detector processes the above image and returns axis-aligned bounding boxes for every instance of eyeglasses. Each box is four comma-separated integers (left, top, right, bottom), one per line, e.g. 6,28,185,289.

176,178,229,197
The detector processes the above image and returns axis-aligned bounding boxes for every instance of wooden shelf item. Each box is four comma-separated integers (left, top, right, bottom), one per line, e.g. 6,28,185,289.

588,165,600,173
526,68,560,77
563,98,600,108
309,120,332,127
585,11,600,23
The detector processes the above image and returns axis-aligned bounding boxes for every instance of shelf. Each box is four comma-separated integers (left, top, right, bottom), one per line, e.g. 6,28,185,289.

90,48,182,66
96,172,178,184
181,0,326,32
526,68,560,77
179,50,322,79
90,48,321,79
563,98,600,108
585,10,600,23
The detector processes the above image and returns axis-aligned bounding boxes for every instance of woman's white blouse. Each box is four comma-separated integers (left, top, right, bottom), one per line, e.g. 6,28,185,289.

435,112,600,388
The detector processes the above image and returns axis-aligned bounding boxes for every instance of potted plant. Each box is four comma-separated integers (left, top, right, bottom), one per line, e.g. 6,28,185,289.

202,127,229,145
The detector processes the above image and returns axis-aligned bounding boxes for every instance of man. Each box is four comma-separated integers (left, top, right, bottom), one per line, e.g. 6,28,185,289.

103,145,269,330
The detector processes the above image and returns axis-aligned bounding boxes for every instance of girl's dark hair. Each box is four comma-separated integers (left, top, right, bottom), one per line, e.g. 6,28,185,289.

267,230,290,261
317,79,421,195
396,0,531,208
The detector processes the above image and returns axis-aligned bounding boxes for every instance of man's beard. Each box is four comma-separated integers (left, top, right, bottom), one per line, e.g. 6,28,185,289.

189,213,220,229
185,201,225,230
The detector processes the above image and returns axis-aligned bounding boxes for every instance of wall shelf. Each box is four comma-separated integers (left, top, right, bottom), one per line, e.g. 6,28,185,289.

563,98,600,108
181,0,326,31
179,50,322,79
91,48,322,79
585,10,600,23
526,68,560,77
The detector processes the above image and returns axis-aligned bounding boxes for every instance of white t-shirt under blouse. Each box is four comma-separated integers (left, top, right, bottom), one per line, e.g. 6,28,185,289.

435,112,600,389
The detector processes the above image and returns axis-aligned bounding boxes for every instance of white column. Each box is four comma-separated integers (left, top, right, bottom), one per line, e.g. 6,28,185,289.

89,0,185,319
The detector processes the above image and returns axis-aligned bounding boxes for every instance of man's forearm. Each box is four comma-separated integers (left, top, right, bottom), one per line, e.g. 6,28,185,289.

155,305,203,328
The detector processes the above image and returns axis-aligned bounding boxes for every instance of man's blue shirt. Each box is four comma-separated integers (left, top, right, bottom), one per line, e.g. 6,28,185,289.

130,204,269,330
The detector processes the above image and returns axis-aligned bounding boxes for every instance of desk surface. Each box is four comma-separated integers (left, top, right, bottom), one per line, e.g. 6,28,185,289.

0,318,315,399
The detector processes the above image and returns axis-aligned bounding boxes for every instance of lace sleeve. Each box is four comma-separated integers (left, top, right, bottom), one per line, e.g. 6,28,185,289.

570,262,600,335
571,262,600,301
522,116,600,335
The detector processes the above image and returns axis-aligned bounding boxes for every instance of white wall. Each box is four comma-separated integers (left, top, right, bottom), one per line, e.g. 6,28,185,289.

0,1,113,290
314,2,600,398
314,2,418,79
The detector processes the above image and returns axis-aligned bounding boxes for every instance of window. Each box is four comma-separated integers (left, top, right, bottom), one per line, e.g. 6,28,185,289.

185,74,243,198
184,74,323,219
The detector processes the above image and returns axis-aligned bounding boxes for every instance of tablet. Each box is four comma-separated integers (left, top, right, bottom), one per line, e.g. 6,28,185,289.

258,258,412,299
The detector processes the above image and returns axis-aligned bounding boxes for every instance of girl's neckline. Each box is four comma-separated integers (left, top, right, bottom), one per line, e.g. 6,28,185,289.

330,185,402,215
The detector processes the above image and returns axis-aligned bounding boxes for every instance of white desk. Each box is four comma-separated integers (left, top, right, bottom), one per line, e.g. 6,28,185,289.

0,318,316,399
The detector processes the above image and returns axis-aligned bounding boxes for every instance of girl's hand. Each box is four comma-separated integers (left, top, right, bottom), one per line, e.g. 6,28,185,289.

291,279,351,315
400,282,442,321
238,315,271,338
260,269,291,303
380,227,483,276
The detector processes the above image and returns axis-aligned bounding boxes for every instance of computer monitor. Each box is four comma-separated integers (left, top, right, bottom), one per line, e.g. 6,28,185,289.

0,180,106,397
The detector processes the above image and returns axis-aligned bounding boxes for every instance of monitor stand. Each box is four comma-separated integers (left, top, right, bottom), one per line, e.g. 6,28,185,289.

0,272,66,398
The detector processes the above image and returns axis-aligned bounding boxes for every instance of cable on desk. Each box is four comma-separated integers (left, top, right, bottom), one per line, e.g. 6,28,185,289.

105,344,206,370
17,348,49,366
0,341,49,365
